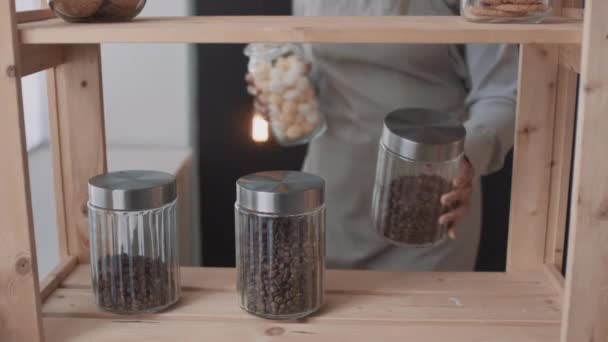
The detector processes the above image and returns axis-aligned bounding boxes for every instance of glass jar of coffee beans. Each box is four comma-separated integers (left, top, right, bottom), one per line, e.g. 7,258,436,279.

371,109,466,247
88,170,181,314
235,171,325,320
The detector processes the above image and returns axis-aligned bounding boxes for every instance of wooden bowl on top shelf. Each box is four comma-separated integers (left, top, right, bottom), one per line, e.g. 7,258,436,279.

49,0,146,23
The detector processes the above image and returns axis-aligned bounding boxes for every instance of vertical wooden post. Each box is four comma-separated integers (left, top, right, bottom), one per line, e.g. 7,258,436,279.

0,1,44,341
47,45,107,262
561,0,608,340
544,1,582,271
507,43,559,272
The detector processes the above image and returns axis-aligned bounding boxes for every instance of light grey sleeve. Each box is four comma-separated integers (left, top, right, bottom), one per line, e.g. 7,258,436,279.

462,44,518,176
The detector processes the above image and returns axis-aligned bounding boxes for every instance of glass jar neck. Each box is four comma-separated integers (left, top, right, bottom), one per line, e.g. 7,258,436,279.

381,142,463,164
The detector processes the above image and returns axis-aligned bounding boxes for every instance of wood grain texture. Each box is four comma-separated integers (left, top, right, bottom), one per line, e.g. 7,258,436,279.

39,256,78,301
45,267,561,328
561,0,608,341
544,61,578,270
507,44,560,272
558,45,580,74
175,154,194,265
47,45,107,261
18,16,582,45
43,267,561,341
19,44,64,76
43,287,561,324
16,8,54,24
543,264,565,301
44,318,560,342
63,265,556,295
0,1,44,341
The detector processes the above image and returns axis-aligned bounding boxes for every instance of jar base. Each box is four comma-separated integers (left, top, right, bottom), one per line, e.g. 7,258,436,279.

274,120,328,147
96,297,180,316
379,234,447,248
240,304,322,320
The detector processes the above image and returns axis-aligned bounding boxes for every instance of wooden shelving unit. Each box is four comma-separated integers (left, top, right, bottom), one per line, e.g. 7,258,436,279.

1,1,606,341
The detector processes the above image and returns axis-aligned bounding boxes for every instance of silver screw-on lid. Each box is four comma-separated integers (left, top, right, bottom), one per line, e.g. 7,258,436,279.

236,171,324,215
381,108,466,162
88,170,177,211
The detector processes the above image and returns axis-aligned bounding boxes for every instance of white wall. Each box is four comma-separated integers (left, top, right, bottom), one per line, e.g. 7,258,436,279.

22,0,198,277
102,0,194,148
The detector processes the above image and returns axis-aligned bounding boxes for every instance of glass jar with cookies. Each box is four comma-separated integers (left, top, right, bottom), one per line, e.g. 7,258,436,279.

462,0,552,23
245,44,327,147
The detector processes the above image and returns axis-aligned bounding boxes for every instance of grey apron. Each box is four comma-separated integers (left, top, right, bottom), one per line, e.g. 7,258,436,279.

294,0,518,271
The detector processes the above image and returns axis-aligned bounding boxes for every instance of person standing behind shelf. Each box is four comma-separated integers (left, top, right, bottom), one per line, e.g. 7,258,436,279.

292,0,518,271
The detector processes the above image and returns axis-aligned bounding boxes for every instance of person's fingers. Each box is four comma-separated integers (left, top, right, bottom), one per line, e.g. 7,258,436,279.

453,157,475,188
439,201,470,227
441,187,473,207
448,228,457,240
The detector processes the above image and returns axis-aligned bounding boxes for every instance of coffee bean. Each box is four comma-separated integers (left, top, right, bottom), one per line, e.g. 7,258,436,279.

237,214,323,318
93,254,179,314
379,174,451,246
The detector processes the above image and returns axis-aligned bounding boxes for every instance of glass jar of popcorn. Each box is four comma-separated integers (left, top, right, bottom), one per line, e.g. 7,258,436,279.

245,44,326,146
462,0,552,23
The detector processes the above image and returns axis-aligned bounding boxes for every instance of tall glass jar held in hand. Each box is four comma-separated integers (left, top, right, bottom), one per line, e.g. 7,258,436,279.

372,109,471,247
245,44,327,146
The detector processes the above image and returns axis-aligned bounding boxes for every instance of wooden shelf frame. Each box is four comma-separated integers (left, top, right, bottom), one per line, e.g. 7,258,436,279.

1,1,606,341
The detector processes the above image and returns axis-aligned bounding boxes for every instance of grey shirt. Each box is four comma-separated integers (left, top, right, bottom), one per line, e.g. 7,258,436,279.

294,0,518,271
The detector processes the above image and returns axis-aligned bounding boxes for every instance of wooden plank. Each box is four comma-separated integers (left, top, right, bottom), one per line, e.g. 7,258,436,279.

19,44,64,76
507,44,560,272
18,16,582,45
0,1,44,342
39,256,78,301
561,0,608,341
544,62,578,269
176,154,194,265
16,8,54,24
543,264,565,301
44,318,560,342
43,287,561,324
559,45,581,74
562,8,583,20
46,45,107,261
63,266,556,296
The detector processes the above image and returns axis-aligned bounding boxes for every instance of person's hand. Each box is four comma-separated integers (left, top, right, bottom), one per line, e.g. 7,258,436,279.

439,156,475,240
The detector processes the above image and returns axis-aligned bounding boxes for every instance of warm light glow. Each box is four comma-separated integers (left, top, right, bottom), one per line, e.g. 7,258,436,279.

251,113,270,143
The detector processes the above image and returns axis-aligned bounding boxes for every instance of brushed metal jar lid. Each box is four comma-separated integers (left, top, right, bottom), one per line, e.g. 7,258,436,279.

381,108,466,163
236,171,325,215
88,170,177,211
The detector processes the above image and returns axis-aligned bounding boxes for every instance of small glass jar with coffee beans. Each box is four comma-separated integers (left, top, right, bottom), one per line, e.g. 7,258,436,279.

235,171,325,320
88,170,181,314
371,108,466,247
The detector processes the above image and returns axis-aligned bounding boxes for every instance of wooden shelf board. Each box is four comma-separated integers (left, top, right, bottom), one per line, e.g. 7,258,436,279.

44,318,560,342
43,266,561,341
19,16,582,45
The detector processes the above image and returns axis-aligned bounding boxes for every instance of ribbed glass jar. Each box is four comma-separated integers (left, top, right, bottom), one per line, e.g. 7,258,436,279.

88,170,180,314
371,109,466,247
49,0,146,23
235,171,325,320
462,0,552,23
